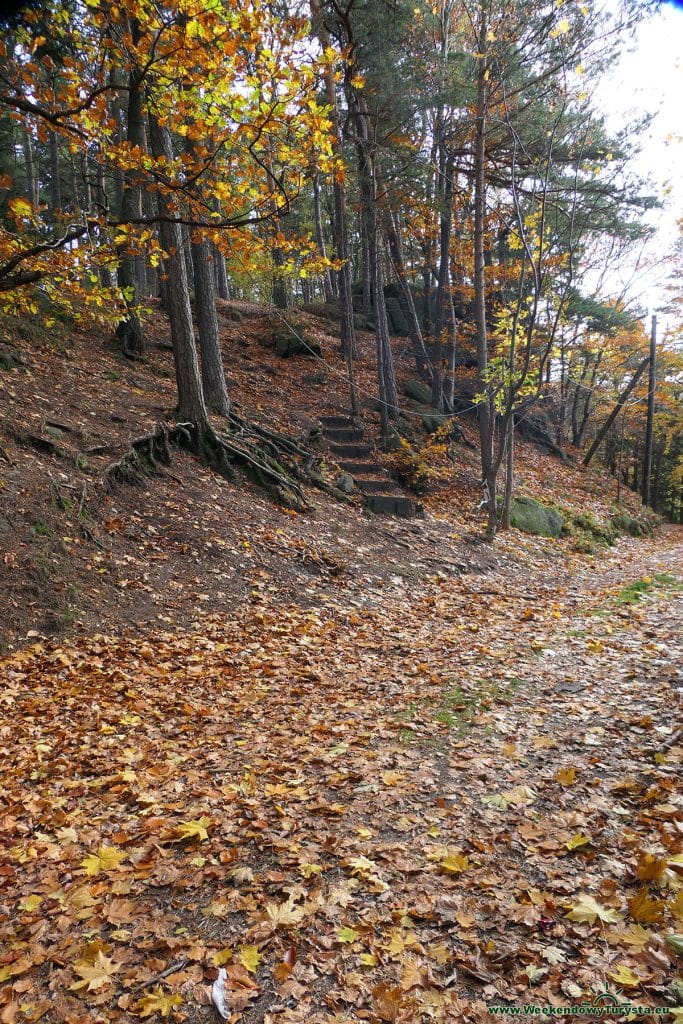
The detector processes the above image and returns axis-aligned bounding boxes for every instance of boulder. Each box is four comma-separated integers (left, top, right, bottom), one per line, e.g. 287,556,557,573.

405,379,433,405
509,497,564,537
336,472,355,494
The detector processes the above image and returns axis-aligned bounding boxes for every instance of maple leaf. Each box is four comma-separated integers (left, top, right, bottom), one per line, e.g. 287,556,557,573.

628,888,665,924
337,926,360,944
555,766,577,786
80,846,126,876
566,833,592,851
372,981,404,1021
238,945,261,973
137,987,183,1017
265,898,305,927
212,948,233,966
612,924,652,949
438,852,470,874
502,785,535,805
566,895,623,924
608,964,642,987
636,853,666,883
70,951,119,992
174,816,212,841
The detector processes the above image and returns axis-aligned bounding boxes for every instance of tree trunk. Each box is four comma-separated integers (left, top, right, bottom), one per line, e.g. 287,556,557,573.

313,174,334,303
213,243,230,300
114,21,145,357
350,93,398,437
582,355,650,467
642,315,657,506
148,114,210,431
48,130,61,216
385,210,431,381
192,236,230,417
310,0,357,409
21,117,38,208
473,4,496,539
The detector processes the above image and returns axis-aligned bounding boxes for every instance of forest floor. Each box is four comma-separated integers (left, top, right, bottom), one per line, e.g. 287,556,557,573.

0,527,681,1023
1,301,682,1022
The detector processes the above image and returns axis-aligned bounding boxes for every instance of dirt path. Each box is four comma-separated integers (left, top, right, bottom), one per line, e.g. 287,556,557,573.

0,530,681,1023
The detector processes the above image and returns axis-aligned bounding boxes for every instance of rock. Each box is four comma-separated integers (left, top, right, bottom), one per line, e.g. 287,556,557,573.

384,297,409,336
509,497,564,537
611,512,647,537
271,318,322,358
404,379,433,405
0,348,22,370
336,472,354,494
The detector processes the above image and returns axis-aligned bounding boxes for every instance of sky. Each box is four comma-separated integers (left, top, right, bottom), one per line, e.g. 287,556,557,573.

593,0,683,326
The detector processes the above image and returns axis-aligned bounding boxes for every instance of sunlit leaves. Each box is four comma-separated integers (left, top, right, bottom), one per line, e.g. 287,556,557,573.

137,987,182,1017
80,846,126,876
173,817,212,842
566,895,623,924
70,951,119,992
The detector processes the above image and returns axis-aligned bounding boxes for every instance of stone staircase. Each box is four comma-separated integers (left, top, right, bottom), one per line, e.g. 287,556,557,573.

320,415,423,518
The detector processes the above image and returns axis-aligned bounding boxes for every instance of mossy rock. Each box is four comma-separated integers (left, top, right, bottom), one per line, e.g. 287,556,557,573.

405,379,433,405
572,510,616,546
611,512,647,537
410,402,447,433
510,497,564,538
0,348,22,370
270,317,322,359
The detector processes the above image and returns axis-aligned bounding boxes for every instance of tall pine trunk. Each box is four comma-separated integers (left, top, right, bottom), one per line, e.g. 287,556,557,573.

115,20,145,357
148,114,210,432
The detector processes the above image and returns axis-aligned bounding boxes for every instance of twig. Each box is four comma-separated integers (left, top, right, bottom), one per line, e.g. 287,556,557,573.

130,957,191,994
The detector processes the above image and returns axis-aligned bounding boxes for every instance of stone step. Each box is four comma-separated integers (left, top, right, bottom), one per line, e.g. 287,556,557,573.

329,443,373,459
320,415,355,429
356,478,395,494
338,461,386,475
363,495,424,518
323,426,365,442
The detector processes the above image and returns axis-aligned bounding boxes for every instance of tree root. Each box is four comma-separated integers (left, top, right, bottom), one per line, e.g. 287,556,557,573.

103,417,344,511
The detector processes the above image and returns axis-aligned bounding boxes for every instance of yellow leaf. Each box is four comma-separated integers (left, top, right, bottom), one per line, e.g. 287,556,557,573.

360,952,378,966
70,951,119,992
265,899,305,927
174,817,212,842
238,945,261,973
19,894,43,912
439,853,470,875
555,767,577,786
628,888,665,924
8,196,33,218
614,924,652,949
566,894,623,924
138,987,183,1017
212,948,233,966
337,926,360,944
381,770,403,786
300,863,322,878
81,846,126,876
565,833,592,851
608,965,642,988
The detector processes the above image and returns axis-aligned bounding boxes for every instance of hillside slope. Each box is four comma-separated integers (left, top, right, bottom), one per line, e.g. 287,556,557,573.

0,301,657,650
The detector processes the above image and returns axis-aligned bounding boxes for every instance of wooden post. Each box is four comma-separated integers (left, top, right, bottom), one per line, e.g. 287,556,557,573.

642,314,657,506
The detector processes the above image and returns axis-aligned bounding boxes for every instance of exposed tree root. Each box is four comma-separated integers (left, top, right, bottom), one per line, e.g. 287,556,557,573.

103,416,344,510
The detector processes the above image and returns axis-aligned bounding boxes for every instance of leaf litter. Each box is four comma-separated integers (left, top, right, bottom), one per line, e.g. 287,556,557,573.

0,531,681,1022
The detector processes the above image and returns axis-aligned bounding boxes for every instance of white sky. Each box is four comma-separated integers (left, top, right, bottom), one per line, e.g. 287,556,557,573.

593,1,683,325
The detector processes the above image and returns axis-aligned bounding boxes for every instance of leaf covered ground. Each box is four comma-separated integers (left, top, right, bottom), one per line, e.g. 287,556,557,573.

1,528,681,1023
